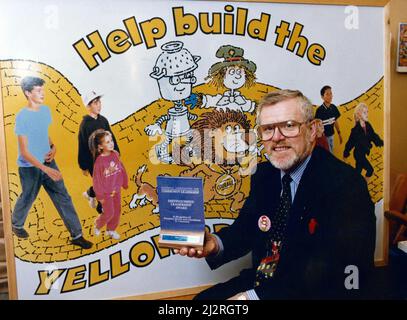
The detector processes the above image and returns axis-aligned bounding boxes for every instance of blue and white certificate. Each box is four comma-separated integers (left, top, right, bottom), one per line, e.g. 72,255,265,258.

157,176,205,249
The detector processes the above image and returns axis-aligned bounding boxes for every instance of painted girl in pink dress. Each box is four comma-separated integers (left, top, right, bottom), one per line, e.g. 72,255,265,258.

90,129,128,240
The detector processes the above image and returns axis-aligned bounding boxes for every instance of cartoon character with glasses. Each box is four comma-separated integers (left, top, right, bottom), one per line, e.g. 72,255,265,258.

145,41,200,164
199,45,257,113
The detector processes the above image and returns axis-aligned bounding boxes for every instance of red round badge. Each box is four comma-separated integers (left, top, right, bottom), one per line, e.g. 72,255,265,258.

258,215,271,232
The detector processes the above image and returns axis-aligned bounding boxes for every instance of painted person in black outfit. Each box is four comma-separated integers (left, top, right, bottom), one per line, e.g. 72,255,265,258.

78,91,120,213
315,86,342,153
343,103,383,180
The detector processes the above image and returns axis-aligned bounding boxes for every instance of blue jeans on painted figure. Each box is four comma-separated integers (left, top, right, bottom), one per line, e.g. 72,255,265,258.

12,160,83,239
326,135,334,153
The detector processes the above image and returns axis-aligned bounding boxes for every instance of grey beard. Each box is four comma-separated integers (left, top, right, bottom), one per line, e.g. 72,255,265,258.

268,153,300,171
267,143,313,172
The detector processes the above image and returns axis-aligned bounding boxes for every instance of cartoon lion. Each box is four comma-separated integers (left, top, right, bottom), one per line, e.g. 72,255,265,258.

179,109,257,212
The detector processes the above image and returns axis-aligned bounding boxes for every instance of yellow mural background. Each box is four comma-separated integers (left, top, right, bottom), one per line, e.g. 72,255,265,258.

0,60,384,263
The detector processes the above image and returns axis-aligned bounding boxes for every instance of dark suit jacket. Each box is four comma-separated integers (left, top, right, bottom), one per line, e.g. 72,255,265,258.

208,147,376,299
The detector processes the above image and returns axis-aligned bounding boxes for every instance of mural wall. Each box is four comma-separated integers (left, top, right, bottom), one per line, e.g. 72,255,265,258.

0,0,384,299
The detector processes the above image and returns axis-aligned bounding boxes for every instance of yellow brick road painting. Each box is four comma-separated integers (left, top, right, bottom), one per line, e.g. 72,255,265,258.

0,60,384,263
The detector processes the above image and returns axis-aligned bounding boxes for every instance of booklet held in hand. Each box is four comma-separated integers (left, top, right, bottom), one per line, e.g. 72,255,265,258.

157,176,205,250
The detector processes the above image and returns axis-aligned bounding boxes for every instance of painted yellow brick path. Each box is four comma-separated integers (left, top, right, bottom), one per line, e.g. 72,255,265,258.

0,60,384,263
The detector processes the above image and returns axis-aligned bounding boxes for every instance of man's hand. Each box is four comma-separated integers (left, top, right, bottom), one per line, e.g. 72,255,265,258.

82,170,89,176
42,166,62,181
45,145,56,163
174,230,219,258
227,292,249,300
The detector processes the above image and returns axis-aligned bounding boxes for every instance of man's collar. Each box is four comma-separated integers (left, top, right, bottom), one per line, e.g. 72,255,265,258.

281,154,312,185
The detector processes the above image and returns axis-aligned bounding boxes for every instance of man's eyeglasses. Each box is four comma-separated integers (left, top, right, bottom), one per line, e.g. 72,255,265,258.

256,120,308,141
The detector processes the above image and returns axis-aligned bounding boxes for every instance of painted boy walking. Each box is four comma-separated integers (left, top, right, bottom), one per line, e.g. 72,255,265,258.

12,76,93,249
315,85,342,153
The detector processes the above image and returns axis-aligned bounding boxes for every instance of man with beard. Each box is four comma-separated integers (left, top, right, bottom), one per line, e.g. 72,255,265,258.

175,90,376,300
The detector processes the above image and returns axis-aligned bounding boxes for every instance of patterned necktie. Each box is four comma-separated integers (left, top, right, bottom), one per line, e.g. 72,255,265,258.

270,173,293,241
255,173,292,286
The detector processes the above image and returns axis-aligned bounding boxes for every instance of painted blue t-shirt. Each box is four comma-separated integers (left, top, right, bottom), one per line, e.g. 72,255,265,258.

15,105,52,167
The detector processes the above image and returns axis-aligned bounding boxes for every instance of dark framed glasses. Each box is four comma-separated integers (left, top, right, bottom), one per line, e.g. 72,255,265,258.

169,72,197,85
256,120,308,141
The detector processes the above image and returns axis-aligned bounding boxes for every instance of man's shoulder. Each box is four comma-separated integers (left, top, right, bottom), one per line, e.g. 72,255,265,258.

255,160,276,172
313,147,352,171
312,147,363,186
252,161,279,182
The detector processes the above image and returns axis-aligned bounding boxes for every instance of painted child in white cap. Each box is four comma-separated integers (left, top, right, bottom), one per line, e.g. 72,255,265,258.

144,41,200,164
78,91,120,214
200,45,257,113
